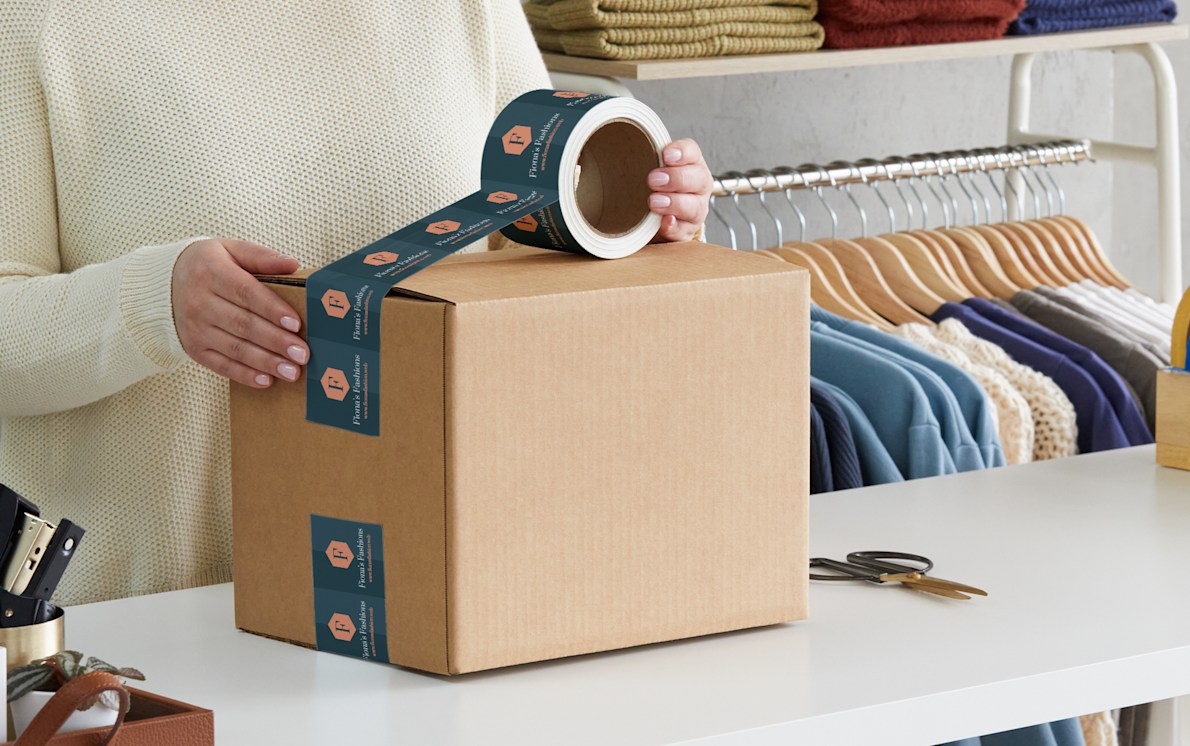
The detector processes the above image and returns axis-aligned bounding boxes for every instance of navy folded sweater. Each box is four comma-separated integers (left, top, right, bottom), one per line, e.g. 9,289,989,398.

1010,0,1177,35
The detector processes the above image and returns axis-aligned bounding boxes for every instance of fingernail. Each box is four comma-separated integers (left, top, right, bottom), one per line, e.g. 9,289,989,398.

277,362,299,382
280,316,300,332
254,374,271,387
287,345,308,364
663,147,682,165
649,194,671,209
648,171,670,188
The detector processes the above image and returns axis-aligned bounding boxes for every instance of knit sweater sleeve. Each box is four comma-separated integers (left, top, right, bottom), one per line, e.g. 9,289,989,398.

0,1,197,417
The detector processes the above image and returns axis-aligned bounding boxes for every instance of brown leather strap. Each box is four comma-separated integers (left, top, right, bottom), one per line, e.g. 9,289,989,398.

14,671,129,746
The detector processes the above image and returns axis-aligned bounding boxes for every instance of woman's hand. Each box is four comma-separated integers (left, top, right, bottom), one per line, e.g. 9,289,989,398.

648,138,712,243
172,239,308,389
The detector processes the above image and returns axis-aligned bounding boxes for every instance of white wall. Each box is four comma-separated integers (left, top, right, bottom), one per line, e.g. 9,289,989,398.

622,52,1131,286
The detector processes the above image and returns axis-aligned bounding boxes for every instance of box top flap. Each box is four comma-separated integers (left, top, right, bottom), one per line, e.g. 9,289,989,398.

256,242,802,304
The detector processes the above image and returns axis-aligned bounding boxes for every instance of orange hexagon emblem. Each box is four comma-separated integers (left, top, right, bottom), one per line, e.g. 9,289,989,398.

426,220,460,235
325,540,352,569
328,613,356,642
513,215,538,232
321,290,349,319
364,251,398,266
552,91,588,99
487,191,517,204
320,368,349,401
502,126,532,156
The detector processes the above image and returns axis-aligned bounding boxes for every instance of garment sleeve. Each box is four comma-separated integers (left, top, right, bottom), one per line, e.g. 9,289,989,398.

0,3,198,417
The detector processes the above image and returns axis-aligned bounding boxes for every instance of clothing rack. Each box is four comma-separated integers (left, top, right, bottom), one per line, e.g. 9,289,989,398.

711,140,1089,196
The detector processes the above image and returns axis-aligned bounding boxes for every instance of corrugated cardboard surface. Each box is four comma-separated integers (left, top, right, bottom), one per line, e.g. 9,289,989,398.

232,242,809,674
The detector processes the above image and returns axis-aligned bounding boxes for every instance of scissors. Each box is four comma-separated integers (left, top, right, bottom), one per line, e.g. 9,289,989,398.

809,551,987,600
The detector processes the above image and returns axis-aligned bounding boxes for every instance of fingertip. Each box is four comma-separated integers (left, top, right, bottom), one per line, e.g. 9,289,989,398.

254,373,273,388
280,315,301,333
663,147,683,166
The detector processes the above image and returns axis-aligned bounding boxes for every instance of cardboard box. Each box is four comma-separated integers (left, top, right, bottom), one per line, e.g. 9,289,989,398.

231,242,809,674
1157,368,1190,470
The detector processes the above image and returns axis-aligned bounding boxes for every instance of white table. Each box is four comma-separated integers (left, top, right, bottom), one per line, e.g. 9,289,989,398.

69,446,1190,745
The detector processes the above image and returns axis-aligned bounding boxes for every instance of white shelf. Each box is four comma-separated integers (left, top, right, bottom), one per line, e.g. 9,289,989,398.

542,23,1188,80
69,446,1190,745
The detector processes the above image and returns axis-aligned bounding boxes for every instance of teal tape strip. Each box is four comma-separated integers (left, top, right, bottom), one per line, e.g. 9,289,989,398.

311,514,388,662
305,89,668,435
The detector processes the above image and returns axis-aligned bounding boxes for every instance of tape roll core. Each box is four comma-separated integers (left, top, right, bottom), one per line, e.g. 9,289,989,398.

576,119,659,240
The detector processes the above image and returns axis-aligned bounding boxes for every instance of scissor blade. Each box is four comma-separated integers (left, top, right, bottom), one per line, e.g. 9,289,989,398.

920,573,988,597
881,573,973,600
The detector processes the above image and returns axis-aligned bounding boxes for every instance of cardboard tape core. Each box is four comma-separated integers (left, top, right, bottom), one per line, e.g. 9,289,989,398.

576,120,658,239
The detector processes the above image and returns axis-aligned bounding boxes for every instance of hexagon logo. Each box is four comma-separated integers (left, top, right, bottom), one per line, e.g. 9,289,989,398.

425,220,460,235
502,126,532,156
328,613,356,642
364,251,398,266
325,540,352,569
321,289,350,319
320,368,349,401
552,91,588,99
513,215,538,232
487,191,518,204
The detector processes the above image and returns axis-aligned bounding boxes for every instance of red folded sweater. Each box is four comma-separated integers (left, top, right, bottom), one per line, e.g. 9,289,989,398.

818,0,1026,49
818,0,1025,25
820,16,1017,48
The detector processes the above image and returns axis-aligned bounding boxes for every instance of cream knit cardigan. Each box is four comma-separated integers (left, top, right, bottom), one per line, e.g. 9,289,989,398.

0,0,550,604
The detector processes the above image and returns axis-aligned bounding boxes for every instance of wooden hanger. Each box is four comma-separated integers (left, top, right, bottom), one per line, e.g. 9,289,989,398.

781,243,893,329
1021,220,1086,283
966,224,1042,289
1033,217,1104,283
939,227,1024,298
875,232,970,302
849,235,954,310
810,237,934,323
980,223,1062,286
1041,217,1116,286
908,230,991,298
1054,215,1131,289
765,247,888,326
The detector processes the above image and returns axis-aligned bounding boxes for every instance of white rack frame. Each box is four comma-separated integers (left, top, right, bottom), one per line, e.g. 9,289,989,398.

1008,42,1182,301
547,26,1187,301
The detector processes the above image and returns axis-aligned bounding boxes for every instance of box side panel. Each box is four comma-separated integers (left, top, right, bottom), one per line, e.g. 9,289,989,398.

231,283,449,673
446,270,808,673
1157,370,1190,470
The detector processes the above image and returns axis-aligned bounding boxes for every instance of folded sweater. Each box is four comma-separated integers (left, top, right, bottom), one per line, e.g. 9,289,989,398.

525,0,816,29
1010,0,1176,34
818,0,1025,48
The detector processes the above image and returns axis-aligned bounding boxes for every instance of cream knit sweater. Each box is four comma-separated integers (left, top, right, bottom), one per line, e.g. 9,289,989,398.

0,0,550,604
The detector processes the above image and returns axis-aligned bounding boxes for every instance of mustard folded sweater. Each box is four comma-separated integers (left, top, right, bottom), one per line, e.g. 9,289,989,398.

0,0,550,604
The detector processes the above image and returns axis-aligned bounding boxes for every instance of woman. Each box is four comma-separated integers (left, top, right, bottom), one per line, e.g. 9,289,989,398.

0,0,712,604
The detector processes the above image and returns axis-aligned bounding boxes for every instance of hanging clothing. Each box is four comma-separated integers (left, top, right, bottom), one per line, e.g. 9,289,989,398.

812,307,1005,468
809,402,832,495
1078,711,1119,746
1057,285,1172,361
1010,290,1162,433
1034,288,1169,365
932,319,1078,461
931,303,1129,454
813,322,978,473
810,329,954,479
941,716,1088,746
961,298,1152,447
893,323,1034,466
811,378,904,486
810,382,864,491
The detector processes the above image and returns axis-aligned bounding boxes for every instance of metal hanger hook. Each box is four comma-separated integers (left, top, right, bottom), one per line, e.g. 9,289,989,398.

772,166,808,242
856,158,898,234
707,180,738,250
830,161,869,238
915,154,954,228
894,156,928,229
720,170,758,251
802,163,839,239
745,169,783,247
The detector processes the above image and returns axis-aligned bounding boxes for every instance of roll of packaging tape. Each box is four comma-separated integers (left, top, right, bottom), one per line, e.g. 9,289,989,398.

305,90,672,435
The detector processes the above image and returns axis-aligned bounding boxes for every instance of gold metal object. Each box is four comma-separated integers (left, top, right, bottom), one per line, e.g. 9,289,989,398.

1,515,56,594
881,571,989,601
0,607,65,739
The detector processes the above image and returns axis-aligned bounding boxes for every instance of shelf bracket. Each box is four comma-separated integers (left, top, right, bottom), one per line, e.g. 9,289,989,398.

1007,42,1183,302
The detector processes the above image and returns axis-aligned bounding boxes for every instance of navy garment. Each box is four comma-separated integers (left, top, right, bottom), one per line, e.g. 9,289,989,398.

963,298,1152,446
940,716,1087,746
809,403,832,495
931,303,1131,454
810,382,863,491
1010,0,1176,35
811,306,1005,469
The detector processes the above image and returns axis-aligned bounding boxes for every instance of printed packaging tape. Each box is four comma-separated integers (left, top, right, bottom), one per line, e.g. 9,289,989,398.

305,89,672,435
